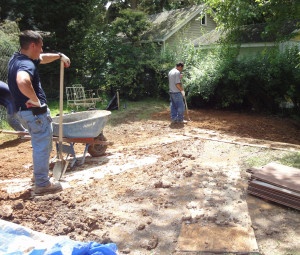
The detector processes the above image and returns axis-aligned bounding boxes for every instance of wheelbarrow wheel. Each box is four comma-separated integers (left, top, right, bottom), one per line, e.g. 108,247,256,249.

88,133,107,157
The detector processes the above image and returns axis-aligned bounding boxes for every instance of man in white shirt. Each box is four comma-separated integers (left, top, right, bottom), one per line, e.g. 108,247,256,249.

168,62,186,124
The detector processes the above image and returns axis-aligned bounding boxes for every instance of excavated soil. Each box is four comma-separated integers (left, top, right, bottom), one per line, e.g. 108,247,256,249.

1,108,300,255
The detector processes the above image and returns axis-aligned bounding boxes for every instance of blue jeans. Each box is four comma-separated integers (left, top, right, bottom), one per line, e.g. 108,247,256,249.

170,92,185,122
18,108,52,187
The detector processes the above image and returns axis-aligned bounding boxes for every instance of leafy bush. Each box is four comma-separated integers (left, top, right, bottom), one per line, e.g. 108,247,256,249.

168,40,300,115
239,47,300,113
82,9,164,100
0,21,19,82
171,44,240,107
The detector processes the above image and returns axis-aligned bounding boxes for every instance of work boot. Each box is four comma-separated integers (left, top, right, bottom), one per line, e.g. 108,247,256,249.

34,181,63,195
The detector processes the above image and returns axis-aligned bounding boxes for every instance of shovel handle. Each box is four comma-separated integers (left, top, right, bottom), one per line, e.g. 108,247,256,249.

184,95,191,121
58,60,64,156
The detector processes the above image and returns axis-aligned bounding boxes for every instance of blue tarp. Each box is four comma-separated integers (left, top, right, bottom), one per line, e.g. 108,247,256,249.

0,220,118,255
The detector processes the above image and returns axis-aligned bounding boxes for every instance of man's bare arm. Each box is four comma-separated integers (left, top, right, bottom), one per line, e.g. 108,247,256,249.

39,53,70,67
16,71,40,107
39,53,60,64
176,83,184,92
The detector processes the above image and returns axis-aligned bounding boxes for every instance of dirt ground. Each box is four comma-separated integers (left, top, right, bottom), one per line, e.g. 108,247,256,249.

0,108,300,255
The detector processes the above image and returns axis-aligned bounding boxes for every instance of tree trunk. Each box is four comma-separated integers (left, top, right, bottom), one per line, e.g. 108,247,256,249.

131,0,138,9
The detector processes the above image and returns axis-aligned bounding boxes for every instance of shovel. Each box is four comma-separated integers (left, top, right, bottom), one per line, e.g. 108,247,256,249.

184,95,191,121
53,60,69,180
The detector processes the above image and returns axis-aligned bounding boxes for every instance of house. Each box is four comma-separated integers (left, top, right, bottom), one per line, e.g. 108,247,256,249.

142,5,217,50
143,5,300,57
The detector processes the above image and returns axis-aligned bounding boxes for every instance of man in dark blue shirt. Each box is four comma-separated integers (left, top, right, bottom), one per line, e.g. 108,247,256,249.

8,30,70,195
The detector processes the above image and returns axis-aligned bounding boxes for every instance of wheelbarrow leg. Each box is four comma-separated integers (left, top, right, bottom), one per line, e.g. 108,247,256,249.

80,144,90,165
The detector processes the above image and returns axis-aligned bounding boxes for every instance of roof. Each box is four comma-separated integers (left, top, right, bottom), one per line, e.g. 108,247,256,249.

142,5,206,42
193,29,225,46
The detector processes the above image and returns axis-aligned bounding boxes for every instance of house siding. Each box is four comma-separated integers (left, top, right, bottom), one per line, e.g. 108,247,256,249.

237,45,275,60
238,41,300,59
280,41,300,51
166,15,216,47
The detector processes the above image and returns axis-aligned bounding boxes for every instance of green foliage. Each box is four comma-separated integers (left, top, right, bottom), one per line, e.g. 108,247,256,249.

82,9,164,100
0,105,10,130
161,0,204,10
234,47,300,113
159,37,300,115
203,0,300,41
111,9,151,44
204,0,260,29
187,46,300,113
0,0,107,95
0,21,19,82
106,0,205,14
169,42,239,104
186,52,223,101
81,29,111,89
105,41,161,100
274,47,300,110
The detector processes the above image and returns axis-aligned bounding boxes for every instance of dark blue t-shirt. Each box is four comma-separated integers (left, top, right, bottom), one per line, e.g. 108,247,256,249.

8,52,47,110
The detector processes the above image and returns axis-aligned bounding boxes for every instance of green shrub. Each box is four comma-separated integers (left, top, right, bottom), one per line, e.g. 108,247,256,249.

172,42,300,115
0,21,19,82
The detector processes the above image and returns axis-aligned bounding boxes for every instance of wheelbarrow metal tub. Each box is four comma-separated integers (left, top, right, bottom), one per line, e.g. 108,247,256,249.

52,110,111,138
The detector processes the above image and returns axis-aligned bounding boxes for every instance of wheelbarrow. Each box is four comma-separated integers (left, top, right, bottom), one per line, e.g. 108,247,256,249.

51,109,112,170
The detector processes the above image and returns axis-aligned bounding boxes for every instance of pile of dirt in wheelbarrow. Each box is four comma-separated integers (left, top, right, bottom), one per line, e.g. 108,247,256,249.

0,107,300,255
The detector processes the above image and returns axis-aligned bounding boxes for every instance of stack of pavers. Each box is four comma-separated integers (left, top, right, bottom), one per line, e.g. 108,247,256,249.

247,162,300,210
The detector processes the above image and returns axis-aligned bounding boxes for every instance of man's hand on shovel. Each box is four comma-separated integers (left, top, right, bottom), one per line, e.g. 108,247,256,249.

58,53,71,68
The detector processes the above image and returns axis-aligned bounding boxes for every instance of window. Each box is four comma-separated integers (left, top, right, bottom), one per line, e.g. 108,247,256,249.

201,14,206,25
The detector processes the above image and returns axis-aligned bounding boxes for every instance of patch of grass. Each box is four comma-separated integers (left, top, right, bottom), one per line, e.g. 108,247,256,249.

47,97,169,126
280,152,300,168
245,150,300,169
107,98,168,126
47,100,68,117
